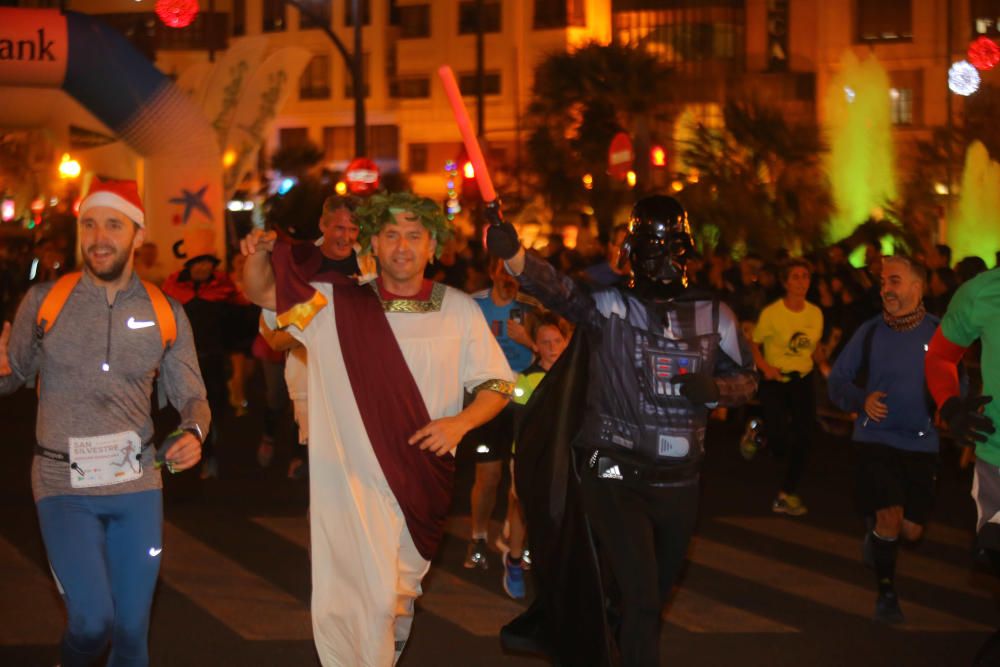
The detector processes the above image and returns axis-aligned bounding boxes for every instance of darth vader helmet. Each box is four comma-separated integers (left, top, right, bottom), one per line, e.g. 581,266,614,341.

619,195,694,287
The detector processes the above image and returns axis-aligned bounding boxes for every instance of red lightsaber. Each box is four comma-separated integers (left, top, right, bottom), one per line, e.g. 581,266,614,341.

437,65,498,202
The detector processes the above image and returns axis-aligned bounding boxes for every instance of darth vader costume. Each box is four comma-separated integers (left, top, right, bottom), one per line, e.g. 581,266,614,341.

488,195,758,666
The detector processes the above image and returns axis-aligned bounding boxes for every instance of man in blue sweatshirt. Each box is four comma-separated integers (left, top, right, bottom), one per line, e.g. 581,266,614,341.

828,254,939,625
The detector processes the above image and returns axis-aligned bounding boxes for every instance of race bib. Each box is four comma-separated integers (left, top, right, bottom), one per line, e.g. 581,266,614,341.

68,431,144,489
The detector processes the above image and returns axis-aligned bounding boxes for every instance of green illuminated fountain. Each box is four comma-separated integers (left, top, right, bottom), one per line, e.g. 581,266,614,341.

823,52,897,244
952,141,1000,265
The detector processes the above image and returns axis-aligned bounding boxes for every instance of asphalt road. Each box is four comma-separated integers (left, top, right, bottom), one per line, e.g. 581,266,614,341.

0,384,996,666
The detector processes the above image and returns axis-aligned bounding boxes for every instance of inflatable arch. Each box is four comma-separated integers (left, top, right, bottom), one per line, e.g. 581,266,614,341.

0,7,224,266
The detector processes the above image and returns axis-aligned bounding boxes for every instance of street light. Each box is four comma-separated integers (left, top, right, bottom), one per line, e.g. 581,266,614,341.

58,153,81,179
1,197,14,222
650,146,666,167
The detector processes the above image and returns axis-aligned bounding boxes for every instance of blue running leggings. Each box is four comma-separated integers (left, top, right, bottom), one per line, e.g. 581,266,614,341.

36,490,163,667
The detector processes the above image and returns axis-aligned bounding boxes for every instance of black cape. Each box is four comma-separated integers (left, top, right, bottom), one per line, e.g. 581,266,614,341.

500,328,616,666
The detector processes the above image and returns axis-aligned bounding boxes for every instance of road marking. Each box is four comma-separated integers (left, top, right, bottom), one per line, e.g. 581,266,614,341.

252,516,309,550
716,516,1000,599
0,535,64,645
419,568,526,637
665,587,798,633
161,521,313,640
689,536,991,632
924,521,976,549
254,515,990,635
254,515,525,637
445,516,793,634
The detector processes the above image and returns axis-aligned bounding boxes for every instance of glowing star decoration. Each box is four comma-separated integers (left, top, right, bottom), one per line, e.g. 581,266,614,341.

156,0,199,29
168,185,213,223
949,60,981,96
969,36,1000,71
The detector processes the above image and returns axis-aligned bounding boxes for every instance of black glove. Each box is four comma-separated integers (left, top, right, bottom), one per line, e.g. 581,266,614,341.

940,395,995,446
672,372,720,405
483,200,520,260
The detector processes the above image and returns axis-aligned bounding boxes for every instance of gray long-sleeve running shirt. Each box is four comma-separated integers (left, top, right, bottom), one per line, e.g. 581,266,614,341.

0,271,210,501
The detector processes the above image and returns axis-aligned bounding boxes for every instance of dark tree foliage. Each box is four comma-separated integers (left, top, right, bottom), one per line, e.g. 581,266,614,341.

679,101,832,256
524,42,674,235
269,141,324,176
963,83,1000,162
896,84,1000,252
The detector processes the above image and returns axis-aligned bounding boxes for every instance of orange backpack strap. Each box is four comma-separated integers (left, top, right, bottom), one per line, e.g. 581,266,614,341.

36,272,83,333
141,281,176,349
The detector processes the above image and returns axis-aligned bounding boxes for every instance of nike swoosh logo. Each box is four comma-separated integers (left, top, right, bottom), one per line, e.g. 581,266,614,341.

128,317,156,330
148,547,162,557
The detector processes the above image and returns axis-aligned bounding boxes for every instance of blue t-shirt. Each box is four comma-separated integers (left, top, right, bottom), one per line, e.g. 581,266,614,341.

472,290,535,372
827,313,941,453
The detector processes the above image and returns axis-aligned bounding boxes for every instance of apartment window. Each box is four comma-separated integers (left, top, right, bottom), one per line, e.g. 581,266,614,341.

612,5,745,72
300,55,331,100
399,5,431,38
857,0,912,42
370,125,400,160
345,0,371,27
458,1,501,35
232,0,246,36
458,71,501,96
765,0,789,71
972,0,1000,36
323,125,399,161
889,88,913,125
408,143,429,173
280,127,309,149
533,0,585,29
391,76,431,99
345,54,370,98
262,0,285,32
299,0,331,29
323,126,354,162
888,69,921,125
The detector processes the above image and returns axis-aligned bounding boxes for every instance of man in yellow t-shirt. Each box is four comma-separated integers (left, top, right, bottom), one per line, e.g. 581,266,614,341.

751,258,829,516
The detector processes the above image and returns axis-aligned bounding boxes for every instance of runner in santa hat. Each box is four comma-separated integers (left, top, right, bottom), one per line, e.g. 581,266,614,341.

0,178,209,667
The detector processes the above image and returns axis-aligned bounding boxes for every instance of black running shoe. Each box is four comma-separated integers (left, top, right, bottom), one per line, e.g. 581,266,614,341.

874,591,905,624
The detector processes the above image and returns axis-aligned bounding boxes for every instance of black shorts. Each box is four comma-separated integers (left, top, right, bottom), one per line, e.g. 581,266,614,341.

466,404,514,463
855,442,938,524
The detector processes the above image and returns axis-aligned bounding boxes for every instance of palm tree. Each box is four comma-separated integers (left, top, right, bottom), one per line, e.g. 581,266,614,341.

679,101,832,257
524,42,675,236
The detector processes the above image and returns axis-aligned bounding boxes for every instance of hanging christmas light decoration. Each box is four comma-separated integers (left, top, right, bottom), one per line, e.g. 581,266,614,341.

156,0,199,29
968,36,1000,71
949,60,981,96
444,160,461,220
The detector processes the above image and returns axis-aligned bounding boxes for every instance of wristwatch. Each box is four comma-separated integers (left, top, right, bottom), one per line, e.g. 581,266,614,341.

183,424,204,443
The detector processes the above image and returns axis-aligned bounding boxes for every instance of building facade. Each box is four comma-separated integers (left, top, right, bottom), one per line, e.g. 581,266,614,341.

36,0,1000,200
